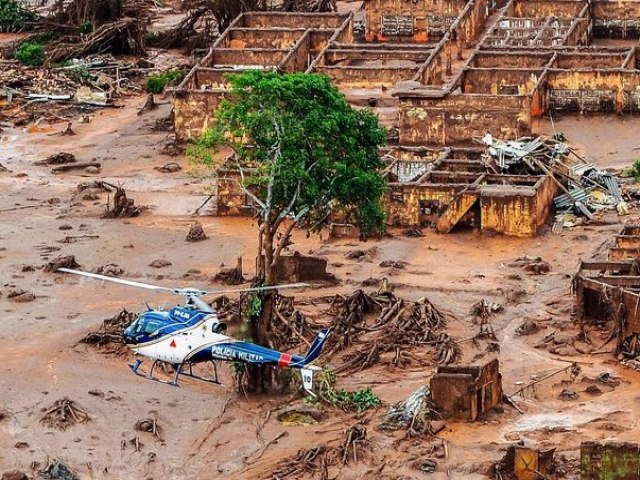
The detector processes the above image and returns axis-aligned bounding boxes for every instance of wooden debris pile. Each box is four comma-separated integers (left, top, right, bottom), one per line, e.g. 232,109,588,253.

267,424,369,480
101,181,141,218
324,290,457,373
270,296,317,350
48,18,146,63
44,255,80,272
40,398,90,431
339,425,370,465
268,445,332,480
79,309,136,355
186,221,208,242
0,55,142,126
135,417,163,441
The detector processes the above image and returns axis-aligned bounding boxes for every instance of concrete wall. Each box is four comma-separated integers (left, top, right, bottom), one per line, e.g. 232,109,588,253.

398,94,532,146
430,359,503,421
512,0,586,19
463,68,543,94
546,70,640,113
174,90,227,140
240,12,348,29
275,253,329,282
456,0,493,46
592,1,640,38
581,441,640,480
315,65,420,88
364,0,468,42
477,178,552,237
472,52,552,68
222,28,304,49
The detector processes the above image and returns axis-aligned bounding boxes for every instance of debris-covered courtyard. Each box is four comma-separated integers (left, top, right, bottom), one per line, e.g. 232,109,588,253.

3,1,640,480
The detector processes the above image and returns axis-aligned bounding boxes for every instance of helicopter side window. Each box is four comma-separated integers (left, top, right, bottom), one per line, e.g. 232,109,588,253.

143,321,160,335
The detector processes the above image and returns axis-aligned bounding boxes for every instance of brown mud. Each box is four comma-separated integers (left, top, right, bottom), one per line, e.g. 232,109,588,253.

2,97,640,479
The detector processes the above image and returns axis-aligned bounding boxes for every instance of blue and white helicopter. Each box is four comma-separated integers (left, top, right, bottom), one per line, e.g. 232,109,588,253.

58,268,329,393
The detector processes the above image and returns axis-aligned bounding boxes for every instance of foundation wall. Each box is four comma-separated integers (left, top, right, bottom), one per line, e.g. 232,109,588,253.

223,28,303,49
174,90,227,140
463,68,543,94
478,188,538,237
456,0,493,47
430,359,502,421
240,12,348,29
364,0,468,42
212,48,287,66
592,1,640,38
315,66,419,87
399,94,532,146
546,70,640,113
512,0,586,19
472,52,551,68
280,32,312,72
385,184,463,226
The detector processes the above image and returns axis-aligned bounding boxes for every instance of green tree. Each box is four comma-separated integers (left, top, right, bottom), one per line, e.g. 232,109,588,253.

191,71,386,392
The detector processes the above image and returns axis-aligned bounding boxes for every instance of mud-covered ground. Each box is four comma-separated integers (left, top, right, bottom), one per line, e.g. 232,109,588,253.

2,93,640,480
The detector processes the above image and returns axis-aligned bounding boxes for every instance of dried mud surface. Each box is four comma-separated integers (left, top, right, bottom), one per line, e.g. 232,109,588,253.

2,81,640,480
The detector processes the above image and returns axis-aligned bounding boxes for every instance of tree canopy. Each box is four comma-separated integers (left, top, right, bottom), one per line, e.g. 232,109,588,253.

194,70,387,245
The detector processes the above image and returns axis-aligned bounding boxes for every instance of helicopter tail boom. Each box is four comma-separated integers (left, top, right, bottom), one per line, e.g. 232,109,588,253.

209,329,330,369
290,329,330,368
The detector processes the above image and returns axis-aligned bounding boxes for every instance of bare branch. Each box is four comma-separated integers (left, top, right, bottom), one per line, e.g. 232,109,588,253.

234,160,266,211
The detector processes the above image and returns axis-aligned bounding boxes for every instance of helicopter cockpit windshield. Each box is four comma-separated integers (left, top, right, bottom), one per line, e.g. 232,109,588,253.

123,315,166,344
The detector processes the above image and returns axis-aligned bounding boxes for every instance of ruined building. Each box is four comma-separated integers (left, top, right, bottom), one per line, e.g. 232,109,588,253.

174,0,636,236
574,225,640,360
429,359,503,421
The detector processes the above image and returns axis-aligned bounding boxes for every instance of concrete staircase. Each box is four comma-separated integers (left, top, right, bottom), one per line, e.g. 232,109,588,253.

436,190,479,233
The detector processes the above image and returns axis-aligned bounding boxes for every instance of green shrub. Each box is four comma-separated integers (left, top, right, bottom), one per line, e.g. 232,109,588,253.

630,160,640,182
14,40,45,67
145,70,184,94
0,0,35,32
79,21,93,34
311,369,382,412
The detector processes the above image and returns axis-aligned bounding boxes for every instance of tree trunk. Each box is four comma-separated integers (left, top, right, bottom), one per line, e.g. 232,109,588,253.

244,220,295,393
246,223,277,393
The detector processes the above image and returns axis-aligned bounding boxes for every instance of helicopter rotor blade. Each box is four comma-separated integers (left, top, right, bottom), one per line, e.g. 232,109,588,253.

58,268,308,297
207,283,309,296
57,268,177,293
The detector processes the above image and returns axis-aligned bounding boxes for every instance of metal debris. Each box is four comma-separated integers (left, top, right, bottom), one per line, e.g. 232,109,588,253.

481,134,628,232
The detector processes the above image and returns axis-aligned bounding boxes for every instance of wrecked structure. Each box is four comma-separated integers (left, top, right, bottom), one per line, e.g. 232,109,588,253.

429,359,502,421
574,225,640,361
396,0,640,145
174,0,632,236
175,0,640,144
581,441,640,480
382,146,557,236
212,135,618,237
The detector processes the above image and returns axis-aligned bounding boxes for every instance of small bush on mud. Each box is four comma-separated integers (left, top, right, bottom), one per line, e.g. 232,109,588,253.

630,160,640,182
311,369,382,413
14,40,45,66
0,0,35,32
145,70,184,93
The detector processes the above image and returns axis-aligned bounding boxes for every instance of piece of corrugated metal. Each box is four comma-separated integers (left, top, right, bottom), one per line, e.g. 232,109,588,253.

554,188,589,208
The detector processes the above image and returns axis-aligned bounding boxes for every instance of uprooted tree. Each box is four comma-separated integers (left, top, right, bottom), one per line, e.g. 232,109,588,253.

191,71,387,393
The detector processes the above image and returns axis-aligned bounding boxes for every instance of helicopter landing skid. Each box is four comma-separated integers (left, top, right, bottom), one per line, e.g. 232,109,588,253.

129,359,221,386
